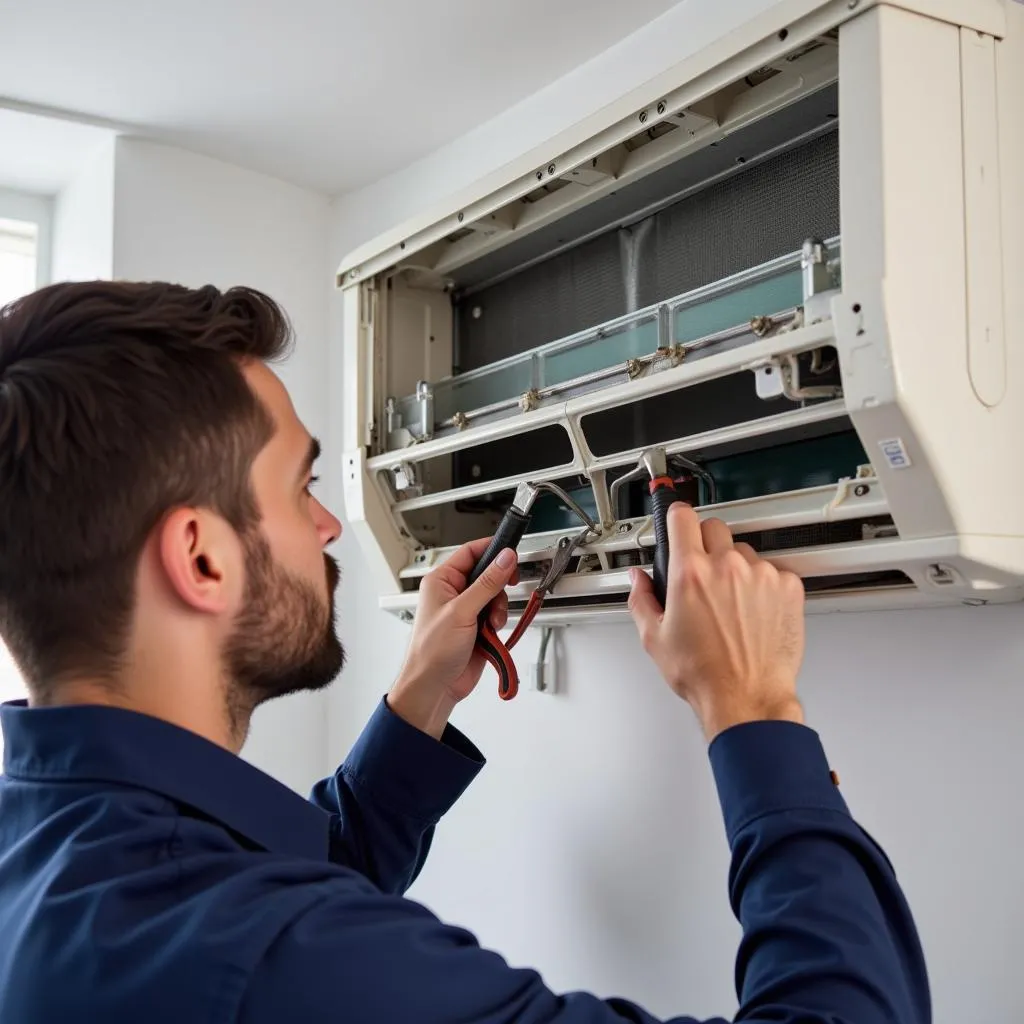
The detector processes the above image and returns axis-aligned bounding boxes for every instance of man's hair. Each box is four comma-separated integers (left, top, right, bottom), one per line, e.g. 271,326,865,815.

0,281,292,698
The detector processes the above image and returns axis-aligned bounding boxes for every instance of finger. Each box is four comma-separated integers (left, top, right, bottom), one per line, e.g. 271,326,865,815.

701,517,734,555
627,567,663,643
455,547,518,618
441,536,498,584
489,592,509,631
780,569,806,601
667,502,705,558
734,541,760,566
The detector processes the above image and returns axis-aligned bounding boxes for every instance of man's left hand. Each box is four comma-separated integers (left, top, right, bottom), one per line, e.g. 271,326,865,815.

387,538,519,739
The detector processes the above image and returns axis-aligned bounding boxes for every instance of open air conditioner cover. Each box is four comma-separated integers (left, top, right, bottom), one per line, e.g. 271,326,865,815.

337,0,1024,625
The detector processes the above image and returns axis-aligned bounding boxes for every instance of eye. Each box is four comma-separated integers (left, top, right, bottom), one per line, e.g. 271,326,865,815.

305,475,320,495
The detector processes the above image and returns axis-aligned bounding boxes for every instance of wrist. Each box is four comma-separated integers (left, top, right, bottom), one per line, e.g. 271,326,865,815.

387,672,458,742
700,695,804,744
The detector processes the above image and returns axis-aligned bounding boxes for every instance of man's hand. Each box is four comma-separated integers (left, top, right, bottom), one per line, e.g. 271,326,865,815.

628,503,806,742
388,538,519,740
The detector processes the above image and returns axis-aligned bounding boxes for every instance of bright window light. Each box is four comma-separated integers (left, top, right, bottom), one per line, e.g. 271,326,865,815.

0,641,25,760
0,644,23,704
0,217,35,743
0,217,39,308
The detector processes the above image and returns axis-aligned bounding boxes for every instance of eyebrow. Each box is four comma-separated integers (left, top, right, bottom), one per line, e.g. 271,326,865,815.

299,436,321,481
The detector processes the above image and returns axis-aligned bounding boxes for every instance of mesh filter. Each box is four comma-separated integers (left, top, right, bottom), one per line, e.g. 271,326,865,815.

454,229,626,373
733,516,896,554
455,131,840,371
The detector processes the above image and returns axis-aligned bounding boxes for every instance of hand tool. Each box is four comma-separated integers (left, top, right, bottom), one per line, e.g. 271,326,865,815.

503,525,596,650
467,482,598,700
640,448,688,609
609,451,716,522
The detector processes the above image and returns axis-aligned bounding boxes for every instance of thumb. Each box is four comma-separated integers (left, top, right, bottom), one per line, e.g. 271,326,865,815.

627,567,663,636
458,548,518,618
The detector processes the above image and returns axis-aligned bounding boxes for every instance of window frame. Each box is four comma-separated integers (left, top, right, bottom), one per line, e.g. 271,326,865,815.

0,187,53,290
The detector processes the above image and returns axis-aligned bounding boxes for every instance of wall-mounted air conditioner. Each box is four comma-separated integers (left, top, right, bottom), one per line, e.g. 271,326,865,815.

337,0,1023,626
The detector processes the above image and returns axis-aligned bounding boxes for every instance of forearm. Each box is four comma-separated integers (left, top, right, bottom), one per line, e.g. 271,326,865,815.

387,675,457,742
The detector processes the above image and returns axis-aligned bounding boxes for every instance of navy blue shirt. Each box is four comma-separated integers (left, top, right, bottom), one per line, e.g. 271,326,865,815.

0,697,929,1023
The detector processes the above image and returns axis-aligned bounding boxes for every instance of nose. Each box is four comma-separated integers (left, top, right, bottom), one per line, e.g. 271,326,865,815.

314,499,342,547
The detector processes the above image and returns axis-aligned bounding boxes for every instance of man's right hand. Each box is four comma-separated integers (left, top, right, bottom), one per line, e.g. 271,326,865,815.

628,503,806,742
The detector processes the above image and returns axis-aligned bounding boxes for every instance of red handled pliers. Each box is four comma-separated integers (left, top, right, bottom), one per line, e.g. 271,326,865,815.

467,482,597,700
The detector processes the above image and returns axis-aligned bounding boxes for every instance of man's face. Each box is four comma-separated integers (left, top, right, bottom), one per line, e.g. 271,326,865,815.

223,362,344,713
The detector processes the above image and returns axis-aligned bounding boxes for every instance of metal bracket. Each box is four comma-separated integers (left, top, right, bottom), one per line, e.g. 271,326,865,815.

533,625,566,694
519,388,541,412
393,461,422,497
414,381,434,442
801,238,831,302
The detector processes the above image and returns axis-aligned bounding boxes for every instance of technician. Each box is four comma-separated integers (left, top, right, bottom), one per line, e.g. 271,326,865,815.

0,280,930,1023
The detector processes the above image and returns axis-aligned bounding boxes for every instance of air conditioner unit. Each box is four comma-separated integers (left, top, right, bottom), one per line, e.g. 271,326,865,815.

337,0,1024,627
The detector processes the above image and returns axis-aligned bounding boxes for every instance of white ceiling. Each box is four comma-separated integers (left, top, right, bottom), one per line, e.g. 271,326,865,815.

0,0,680,196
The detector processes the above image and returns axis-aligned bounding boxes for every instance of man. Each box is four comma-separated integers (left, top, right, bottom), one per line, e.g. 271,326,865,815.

0,281,929,1023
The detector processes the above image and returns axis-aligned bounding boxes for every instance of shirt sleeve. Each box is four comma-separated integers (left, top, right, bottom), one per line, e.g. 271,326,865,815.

709,721,930,1023
245,721,930,1024
308,696,484,894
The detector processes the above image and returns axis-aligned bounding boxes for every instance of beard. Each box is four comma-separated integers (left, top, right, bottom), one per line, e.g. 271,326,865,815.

222,528,345,730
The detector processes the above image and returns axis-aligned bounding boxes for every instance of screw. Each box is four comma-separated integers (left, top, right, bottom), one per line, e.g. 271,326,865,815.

536,171,544,181
457,211,464,223
547,163,556,175
854,484,870,497
399,241,406,250
638,110,648,124
617,522,632,534
656,101,666,115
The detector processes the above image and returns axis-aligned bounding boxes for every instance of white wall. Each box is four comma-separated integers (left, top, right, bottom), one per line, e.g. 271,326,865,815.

51,137,116,282
329,0,785,249
325,2,1024,1019
112,137,333,794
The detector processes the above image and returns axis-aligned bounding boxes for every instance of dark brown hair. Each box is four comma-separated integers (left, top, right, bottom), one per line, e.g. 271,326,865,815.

0,280,292,697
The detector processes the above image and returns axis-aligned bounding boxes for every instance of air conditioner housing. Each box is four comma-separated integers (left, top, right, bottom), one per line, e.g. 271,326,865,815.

337,0,1024,626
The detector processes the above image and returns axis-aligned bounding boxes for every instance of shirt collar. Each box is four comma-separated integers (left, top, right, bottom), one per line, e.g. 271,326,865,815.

0,700,330,862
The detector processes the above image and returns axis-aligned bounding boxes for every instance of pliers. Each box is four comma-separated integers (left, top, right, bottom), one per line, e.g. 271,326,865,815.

467,482,598,700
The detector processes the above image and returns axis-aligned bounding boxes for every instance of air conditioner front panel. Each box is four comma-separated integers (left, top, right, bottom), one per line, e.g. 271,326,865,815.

338,0,1024,621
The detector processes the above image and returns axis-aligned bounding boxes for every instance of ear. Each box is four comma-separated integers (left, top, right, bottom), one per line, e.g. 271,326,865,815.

156,507,242,615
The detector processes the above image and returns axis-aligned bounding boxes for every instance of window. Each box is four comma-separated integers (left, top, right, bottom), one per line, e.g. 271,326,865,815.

0,645,23,704
0,206,42,744
0,217,39,307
